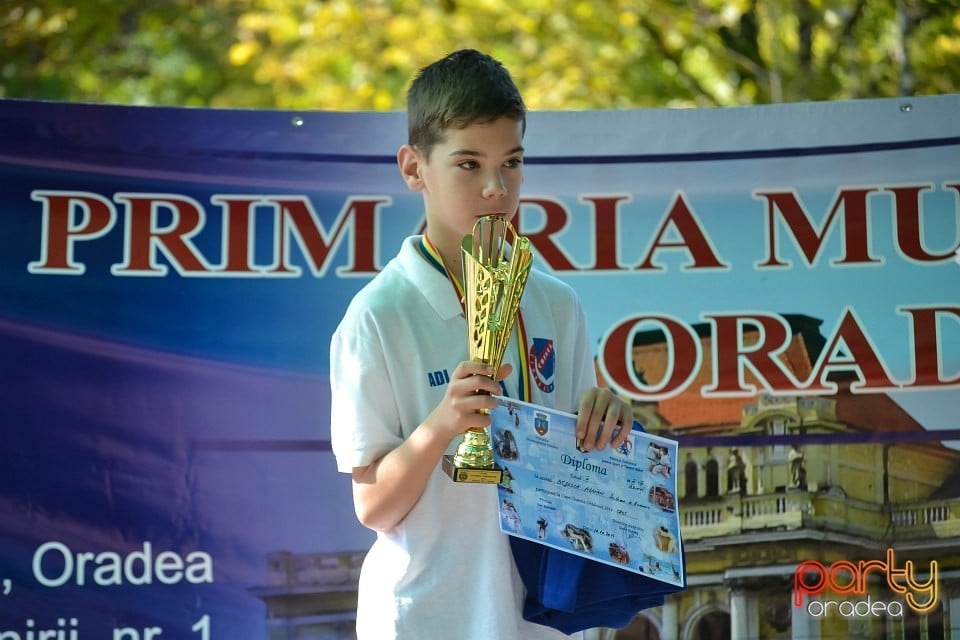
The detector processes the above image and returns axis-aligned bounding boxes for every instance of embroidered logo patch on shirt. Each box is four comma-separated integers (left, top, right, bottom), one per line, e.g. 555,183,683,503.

529,338,555,393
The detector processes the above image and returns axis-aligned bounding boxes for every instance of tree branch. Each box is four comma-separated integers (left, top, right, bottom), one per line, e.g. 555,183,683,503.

637,14,721,106
823,0,868,73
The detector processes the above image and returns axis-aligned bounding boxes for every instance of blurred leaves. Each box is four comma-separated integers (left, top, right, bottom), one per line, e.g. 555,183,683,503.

2,0,958,109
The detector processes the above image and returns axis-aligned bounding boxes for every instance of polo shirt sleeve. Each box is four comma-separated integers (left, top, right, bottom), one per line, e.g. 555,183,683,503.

329,306,403,473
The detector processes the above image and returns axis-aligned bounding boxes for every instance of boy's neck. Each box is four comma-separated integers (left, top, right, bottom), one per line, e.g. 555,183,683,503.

440,248,464,288
425,233,465,290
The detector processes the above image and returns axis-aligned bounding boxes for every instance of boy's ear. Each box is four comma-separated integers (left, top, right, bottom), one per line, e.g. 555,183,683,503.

397,144,425,192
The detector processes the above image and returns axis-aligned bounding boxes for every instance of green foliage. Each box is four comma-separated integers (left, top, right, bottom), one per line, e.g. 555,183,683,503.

2,0,958,109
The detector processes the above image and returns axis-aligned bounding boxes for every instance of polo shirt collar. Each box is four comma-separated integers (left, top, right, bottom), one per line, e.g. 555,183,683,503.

400,236,464,321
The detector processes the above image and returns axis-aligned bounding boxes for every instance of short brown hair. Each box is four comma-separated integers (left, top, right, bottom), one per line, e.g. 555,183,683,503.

406,49,526,157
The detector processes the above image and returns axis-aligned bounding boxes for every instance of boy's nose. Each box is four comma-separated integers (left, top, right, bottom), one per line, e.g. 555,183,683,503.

483,172,508,198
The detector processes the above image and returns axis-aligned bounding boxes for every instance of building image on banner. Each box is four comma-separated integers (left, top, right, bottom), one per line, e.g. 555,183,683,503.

246,313,959,639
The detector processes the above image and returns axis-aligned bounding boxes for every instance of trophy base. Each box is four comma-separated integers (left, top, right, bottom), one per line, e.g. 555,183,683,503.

442,455,503,484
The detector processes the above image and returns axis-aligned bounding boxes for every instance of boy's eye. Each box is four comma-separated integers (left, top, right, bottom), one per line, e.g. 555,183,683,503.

505,158,523,169
458,160,479,170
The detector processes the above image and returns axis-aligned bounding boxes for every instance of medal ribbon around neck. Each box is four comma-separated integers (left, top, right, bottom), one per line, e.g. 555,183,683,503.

417,234,531,402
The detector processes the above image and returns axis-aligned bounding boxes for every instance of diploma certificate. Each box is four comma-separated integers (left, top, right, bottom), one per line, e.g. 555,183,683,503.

491,396,685,587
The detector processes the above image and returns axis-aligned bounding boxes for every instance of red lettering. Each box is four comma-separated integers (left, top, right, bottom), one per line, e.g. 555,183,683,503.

517,198,577,271
636,193,727,270
112,193,209,275
268,196,385,276
794,560,829,606
805,308,897,392
30,191,385,277
827,560,860,595
29,190,117,275
889,184,960,262
598,315,700,400
212,195,259,274
582,195,630,270
900,306,960,387
701,313,805,395
755,187,881,267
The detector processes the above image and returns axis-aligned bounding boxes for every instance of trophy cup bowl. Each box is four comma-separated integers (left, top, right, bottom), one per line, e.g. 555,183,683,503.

442,216,533,483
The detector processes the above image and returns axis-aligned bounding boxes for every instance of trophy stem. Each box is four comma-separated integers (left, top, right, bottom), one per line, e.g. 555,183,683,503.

452,427,496,470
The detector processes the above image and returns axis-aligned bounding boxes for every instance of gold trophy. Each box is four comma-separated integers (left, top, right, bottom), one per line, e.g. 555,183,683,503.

442,216,533,483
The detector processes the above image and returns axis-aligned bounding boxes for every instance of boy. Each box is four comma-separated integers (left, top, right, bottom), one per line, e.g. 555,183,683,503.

330,49,633,639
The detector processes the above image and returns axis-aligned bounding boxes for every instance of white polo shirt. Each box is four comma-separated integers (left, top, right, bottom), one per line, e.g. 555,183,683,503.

330,236,596,640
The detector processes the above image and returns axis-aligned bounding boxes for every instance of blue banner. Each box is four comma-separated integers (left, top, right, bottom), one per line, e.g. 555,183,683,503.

1,94,958,638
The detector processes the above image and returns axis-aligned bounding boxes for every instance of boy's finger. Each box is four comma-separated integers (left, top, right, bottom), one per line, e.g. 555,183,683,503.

576,410,604,452
454,360,495,379
609,418,634,449
607,400,633,442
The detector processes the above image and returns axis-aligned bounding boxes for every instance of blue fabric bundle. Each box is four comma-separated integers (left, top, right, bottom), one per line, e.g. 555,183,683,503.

510,536,685,633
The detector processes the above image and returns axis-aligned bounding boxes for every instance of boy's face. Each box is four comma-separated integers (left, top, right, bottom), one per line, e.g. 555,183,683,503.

399,117,524,258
